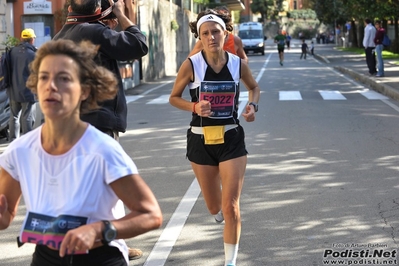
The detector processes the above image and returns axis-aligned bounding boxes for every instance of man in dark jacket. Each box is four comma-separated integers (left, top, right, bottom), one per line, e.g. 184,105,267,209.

53,0,148,260
54,0,148,140
8,28,37,142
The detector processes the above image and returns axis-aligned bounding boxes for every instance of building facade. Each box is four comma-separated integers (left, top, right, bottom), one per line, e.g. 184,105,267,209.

287,0,311,10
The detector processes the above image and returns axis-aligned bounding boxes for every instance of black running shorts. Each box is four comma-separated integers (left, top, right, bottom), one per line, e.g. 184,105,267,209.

186,125,248,166
31,245,127,266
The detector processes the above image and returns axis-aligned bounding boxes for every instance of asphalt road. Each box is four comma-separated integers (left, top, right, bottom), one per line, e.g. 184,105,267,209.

1,40,399,266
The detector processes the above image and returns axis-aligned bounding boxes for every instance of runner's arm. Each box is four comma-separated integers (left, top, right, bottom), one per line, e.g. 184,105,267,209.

0,167,22,229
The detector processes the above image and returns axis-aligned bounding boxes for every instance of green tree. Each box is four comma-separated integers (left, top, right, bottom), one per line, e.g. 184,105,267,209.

250,0,274,21
1,35,19,49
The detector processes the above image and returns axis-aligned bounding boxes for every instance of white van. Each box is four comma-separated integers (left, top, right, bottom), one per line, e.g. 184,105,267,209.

237,22,266,55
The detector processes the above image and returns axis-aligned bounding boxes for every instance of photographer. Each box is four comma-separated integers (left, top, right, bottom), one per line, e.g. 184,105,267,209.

53,0,148,261
54,0,147,140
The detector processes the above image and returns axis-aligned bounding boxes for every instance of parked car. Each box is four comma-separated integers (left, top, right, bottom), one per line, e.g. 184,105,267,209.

0,89,10,140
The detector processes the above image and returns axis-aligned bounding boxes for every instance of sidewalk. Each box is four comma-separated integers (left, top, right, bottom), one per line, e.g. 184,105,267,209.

314,44,399,101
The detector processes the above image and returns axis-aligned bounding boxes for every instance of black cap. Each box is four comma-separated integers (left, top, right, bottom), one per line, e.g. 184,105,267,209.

101,0,117,20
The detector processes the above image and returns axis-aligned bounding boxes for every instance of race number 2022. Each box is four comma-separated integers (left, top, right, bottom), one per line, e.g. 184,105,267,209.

200,81,237,118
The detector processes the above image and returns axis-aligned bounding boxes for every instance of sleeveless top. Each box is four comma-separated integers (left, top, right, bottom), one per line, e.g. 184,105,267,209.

224,33,236,55
188,51,241,127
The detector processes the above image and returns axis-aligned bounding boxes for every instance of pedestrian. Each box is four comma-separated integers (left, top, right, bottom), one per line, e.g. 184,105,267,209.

286,33,292,50
374,20,385,77
188,6,248,63
169,10,260,266
310,40,314,56
54,0,149,259
0,39,162,266
274,29,286,66
362,18,377,76
8,28,37,142
300,39,308,59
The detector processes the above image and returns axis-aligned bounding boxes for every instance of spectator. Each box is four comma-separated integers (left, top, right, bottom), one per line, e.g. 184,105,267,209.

300,39,308,59
286,33,292,50
54,0,148,140
362,18,377,76
53,0,149,260
0,39,162,266
345,21,351,36
321,33,326,44
374,20,385,77
299,31,304,40
309,41,314,56
8,28,37,142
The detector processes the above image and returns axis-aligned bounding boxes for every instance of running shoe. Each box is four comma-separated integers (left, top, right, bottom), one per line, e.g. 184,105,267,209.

214,210,224,224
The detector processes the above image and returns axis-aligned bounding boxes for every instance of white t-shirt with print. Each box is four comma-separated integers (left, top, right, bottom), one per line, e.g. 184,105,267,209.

0,124,138,263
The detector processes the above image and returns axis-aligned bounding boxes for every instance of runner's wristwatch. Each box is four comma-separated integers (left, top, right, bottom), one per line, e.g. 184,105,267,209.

248,102,258,112
101,220,117,245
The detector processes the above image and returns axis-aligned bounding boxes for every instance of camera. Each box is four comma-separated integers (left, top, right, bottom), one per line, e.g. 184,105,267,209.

101,0,118,12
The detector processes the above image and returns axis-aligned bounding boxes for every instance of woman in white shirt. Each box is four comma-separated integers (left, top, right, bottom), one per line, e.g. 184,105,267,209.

0,39,162,266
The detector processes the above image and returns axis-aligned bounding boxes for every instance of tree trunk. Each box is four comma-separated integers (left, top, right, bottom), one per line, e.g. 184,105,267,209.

350,20,358,48
394,17,399,53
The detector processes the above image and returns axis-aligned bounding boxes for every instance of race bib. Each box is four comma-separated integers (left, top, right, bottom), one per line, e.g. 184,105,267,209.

19,212,88,253
199,81,236,119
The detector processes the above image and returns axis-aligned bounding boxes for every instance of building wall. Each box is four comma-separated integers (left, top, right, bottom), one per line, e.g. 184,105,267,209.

139,0,197,80
0,0,13,51
240,0,252,22
12,0,64,48
0,0,6,48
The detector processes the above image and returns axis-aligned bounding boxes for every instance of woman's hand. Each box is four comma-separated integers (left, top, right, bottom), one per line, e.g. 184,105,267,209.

241,104,255,122
59,223,100,257
194,100,213,117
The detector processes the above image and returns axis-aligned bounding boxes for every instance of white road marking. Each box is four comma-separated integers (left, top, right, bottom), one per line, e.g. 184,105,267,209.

359,90,389,100
126,95,143,104
279,91,302,101
143,179,201,266
147,95,170,104
319,90,346,100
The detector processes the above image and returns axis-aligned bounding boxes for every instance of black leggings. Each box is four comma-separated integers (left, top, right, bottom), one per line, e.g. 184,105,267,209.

31,245,127,266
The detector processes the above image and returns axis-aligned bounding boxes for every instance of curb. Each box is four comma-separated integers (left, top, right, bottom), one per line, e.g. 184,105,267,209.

315,54,399,101
314,54,330,63
334,66,399,101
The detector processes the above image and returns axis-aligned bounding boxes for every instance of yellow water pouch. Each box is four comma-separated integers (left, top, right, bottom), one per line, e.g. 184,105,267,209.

203,126,225,145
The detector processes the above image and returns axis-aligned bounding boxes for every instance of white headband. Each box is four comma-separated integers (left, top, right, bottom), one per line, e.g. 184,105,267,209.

196,15,226,34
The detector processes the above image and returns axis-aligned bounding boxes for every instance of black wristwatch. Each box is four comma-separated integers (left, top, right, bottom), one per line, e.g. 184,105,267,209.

101,220,117,245
248,102,258,112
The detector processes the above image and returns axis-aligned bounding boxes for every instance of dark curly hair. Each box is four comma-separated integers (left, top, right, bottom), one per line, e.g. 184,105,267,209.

71,0,101,15
26,39,118,114
189,8,233,39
